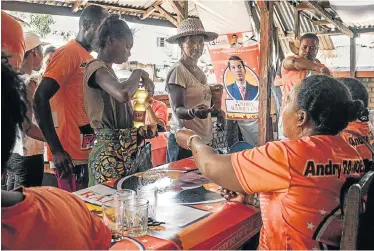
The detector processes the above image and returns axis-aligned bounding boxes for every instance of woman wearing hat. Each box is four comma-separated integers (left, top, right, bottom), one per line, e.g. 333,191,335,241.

165,18,224,162
7,32,47,190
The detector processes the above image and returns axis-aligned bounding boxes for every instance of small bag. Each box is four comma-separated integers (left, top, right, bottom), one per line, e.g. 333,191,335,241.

134,141,153,173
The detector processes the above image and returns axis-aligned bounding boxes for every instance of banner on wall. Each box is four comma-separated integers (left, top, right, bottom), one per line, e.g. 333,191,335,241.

208,32,260,120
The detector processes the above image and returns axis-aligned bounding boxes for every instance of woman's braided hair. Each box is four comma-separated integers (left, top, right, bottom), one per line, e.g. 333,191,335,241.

297,75,364,135
93,14,132,51
338,77,369,122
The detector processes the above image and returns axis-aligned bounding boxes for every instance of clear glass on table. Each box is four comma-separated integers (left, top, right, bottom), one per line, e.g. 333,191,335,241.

137,188,158,219
102,200,124,242
124,198,149,237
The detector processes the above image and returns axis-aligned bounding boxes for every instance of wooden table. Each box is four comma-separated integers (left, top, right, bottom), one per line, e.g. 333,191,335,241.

74,158,262,250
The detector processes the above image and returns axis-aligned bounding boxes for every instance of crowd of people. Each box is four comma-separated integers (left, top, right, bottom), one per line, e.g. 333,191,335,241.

1,5,373,250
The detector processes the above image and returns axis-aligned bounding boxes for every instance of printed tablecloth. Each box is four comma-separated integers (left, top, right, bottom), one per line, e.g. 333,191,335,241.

74,158,262,250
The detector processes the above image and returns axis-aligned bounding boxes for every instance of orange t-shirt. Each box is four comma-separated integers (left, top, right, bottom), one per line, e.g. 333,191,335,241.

1,11,25,71
146,99,168,126
340,121,374,162
280,57,325,112
43,40,93,161
231,135,364,250
1,187,111,250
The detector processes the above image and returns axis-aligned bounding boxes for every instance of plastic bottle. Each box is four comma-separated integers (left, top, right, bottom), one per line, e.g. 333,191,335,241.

133,84,148,128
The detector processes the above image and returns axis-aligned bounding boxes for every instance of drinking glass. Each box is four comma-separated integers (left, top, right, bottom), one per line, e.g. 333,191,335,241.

137,188,158,219
124,198,149,237
115,189,136,203
102,200,123,241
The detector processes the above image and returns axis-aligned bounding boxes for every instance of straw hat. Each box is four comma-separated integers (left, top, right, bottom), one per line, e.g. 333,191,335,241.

24,32,48,52
166,18,218,44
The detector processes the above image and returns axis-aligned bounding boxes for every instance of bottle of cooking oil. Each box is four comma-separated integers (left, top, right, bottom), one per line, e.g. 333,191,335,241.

133,84,148,128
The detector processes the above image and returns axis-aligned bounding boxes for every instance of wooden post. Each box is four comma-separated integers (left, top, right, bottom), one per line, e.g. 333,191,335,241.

258,1,274,145
178,0,188,24
294,8,300,39
350,37,356,78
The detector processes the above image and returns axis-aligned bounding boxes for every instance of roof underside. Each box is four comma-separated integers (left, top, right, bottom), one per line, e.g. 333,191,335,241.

2,0,374,55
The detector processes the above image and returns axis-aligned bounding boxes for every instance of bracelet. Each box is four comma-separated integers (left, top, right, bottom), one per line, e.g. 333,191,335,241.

187,135,202,150
187,108,196,118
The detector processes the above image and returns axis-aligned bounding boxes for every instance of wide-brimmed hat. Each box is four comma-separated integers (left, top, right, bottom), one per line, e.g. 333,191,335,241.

24,32,48,52
166,18,218,44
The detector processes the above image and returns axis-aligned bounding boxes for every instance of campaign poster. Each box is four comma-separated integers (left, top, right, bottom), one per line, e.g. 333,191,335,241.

208,32,260,120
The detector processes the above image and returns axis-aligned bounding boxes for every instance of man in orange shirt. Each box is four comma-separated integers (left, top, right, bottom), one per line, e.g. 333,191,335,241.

34,5,108,191
1,56,111,250
176,75,366,249
1,11,25,71
339,78,374,168
278,33,331,139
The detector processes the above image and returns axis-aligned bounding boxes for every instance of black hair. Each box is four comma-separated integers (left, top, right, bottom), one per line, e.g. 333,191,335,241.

79,5,107,27
44,46,56,56
1,54,29,166
228,55,245,69
300,33,319,44
93,14,132,50
297,75,364,135
338,77,369,122
232,34,238,38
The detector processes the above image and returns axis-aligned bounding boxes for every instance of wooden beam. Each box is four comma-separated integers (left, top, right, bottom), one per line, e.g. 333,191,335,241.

168,0,184,18
294,8,300,39
177,0,188,24
1,1,176,27
142,1,163,20
303,1,354,38
142,6,157,19
154,5,178,27
258,1,274,145
295,2,312,11
312,20,332,26
350,37,356,78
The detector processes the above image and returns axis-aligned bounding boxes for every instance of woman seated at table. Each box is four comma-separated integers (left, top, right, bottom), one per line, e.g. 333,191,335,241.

84,14,157,185
165,18,224,162
339,77,374,169
144,81,168,129
176,75,366,250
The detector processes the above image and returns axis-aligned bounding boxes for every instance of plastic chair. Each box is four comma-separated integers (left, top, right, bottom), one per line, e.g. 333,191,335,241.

229,141,254,153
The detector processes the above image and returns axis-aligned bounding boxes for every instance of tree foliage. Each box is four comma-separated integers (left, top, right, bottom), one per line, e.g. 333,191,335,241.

29,14,55,38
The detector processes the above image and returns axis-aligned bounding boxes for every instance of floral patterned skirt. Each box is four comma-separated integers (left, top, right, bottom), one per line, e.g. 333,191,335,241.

89,128,138,185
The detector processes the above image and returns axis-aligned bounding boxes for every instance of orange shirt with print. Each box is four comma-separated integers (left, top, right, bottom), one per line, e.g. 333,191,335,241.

43,40,93,161
1,187,111,250
280,57,325,111
340,121,374,162
231,135,364,250
1,11,25,71
146,99,168,126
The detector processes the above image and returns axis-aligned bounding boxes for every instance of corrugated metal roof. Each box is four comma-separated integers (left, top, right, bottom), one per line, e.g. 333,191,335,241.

3,0,198,22
273,1,335,55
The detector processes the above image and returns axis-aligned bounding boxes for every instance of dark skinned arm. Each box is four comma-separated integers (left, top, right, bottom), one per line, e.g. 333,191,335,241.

34,78,62,153
190,137,245,193
283,56,323,72
168,84,192,120
94,68,145,103
34,78,74,174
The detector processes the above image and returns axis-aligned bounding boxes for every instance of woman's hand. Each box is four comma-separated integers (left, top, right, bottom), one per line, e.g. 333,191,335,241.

219,187,259,207
192,104,213,119
175,129,199,150
138,124,158,140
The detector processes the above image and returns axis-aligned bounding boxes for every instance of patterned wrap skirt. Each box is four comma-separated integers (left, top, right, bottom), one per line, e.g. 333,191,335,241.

89,128,138,185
